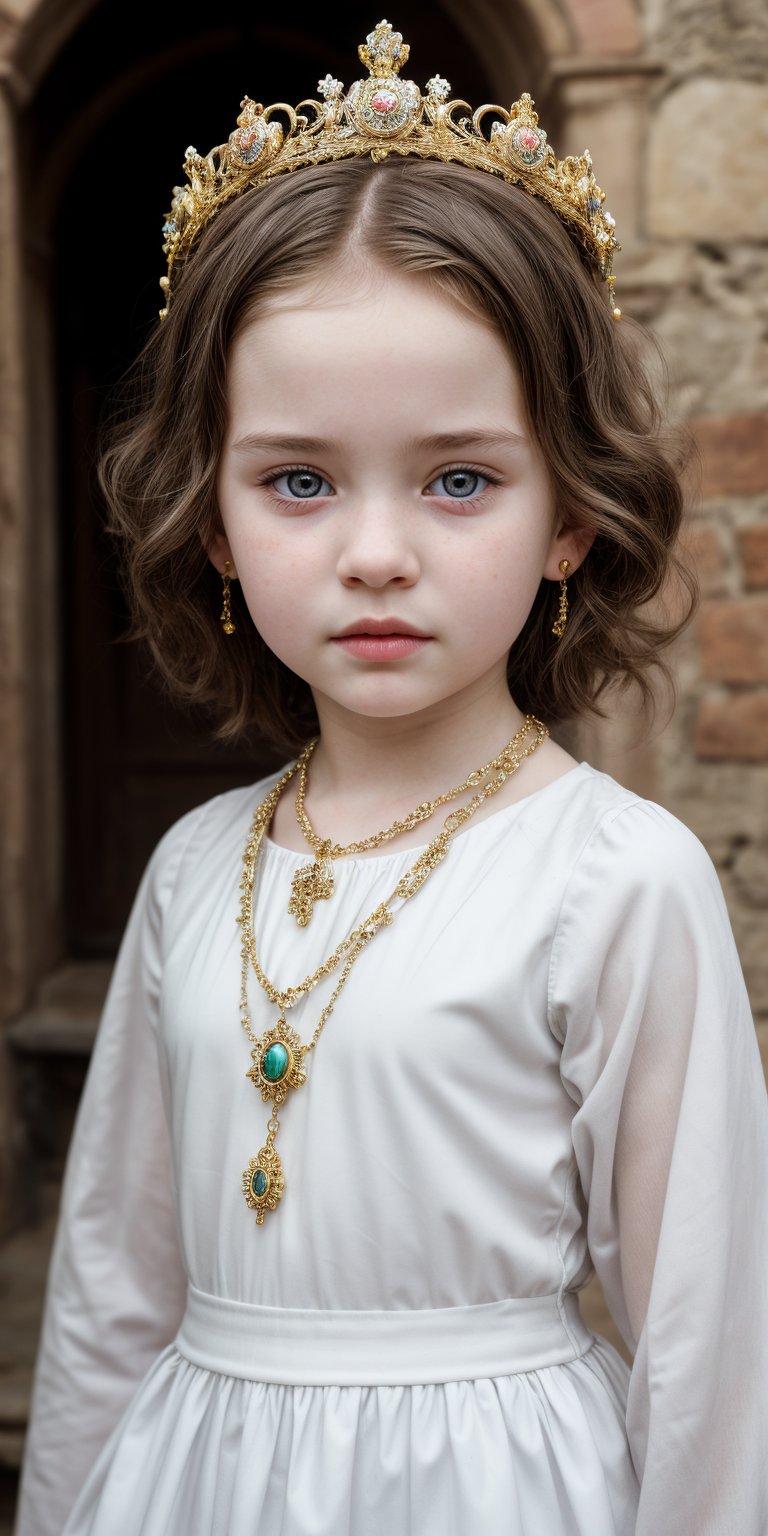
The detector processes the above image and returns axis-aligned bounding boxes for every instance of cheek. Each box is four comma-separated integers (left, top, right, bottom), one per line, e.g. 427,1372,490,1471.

441,530,547,658
231,529,322,653
234,523,310,592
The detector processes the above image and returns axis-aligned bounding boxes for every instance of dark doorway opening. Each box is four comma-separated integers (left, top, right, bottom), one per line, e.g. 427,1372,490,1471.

21,3,494,954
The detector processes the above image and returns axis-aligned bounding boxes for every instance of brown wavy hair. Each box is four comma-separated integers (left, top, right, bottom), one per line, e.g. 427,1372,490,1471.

98,155,697,754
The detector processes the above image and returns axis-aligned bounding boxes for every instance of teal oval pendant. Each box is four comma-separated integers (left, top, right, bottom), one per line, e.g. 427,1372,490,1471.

262,1042,290,1082
251,1166,268,1198
242,1147,285,1224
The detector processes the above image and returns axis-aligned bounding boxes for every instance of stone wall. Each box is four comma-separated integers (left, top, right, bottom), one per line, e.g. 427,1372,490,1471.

638,0,768,1047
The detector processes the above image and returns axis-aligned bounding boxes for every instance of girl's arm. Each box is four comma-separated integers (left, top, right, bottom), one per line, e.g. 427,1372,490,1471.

549,797,768,1536
14,809,201,1536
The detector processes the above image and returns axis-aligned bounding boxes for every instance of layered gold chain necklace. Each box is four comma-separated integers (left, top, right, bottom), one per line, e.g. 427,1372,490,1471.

287,727,541,926
237,715,548,1223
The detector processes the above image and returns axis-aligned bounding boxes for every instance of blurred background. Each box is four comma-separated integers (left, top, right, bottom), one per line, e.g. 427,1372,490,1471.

0,0,766,1525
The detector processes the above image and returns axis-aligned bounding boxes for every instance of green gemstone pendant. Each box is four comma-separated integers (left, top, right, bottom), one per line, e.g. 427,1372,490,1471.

246,1019,307,1106
243,1018,307,1224
242,1142,285,1224
262,1042,290,1082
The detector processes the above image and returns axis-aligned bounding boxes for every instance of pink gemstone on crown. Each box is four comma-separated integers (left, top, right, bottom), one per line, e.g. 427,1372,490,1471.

371,88,399,114
518,128,540,151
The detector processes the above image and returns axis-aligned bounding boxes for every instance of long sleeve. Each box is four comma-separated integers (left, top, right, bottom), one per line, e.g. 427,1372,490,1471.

14,808,203,1536
548,797,768,1536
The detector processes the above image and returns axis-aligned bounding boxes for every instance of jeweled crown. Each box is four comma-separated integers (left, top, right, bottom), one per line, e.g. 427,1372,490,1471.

160,18,620,320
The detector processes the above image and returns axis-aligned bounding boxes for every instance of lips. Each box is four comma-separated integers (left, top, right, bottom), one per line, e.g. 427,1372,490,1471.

333,617,431,638
330,617,433,662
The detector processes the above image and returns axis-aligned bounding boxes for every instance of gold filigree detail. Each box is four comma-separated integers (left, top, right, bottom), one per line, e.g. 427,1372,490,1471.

245,1018,307,1106
242,1143,285,1223
288,843,336,926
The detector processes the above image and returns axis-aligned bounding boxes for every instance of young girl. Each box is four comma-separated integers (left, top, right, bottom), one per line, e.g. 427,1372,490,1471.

15,21,768,1536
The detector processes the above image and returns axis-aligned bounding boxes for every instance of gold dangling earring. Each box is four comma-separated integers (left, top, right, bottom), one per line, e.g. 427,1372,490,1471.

551,558,570,640
220,559,237,635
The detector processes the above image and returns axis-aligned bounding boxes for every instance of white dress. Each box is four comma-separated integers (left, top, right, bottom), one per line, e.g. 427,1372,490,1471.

14,761,768,1536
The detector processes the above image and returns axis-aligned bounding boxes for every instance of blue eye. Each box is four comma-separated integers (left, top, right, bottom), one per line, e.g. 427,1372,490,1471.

431,468,489,499
270,469,331,499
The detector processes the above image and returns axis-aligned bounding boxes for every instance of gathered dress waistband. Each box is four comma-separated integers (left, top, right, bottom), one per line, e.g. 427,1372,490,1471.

174,1283,596,1386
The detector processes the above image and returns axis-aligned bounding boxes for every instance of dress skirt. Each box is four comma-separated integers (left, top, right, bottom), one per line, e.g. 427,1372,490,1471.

62,1285,639,1535
17,764,768,1535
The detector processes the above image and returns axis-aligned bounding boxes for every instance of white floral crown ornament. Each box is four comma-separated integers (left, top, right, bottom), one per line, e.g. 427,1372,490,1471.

159,18,621,320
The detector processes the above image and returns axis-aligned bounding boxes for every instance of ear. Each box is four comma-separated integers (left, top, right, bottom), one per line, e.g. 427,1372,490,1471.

201,524,238,580
542,522,596,583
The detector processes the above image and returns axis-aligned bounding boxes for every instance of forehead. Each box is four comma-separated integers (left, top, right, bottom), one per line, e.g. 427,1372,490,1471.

225,267,525,434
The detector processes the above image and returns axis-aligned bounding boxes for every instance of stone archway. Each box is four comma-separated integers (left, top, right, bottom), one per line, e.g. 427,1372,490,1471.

0,0,672,1245
0,0,658,1035
0,3,555,1223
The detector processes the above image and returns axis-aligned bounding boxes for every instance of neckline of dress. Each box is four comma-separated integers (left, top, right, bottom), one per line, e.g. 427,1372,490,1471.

259,760,593,865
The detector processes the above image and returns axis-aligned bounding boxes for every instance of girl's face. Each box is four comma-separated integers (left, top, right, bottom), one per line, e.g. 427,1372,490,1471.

212,266,591,729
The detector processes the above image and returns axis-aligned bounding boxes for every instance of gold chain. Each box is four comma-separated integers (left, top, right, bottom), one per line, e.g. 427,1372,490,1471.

287,715,538,926
238,716,549,1223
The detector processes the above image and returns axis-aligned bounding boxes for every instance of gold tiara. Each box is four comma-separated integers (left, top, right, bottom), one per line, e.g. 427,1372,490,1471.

160,18,621,320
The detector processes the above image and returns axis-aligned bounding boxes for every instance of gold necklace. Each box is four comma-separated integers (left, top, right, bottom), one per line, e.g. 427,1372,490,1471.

237,716,549,1223
287,717,539,926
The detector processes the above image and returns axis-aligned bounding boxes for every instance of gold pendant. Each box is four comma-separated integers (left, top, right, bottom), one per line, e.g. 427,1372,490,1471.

287,845,335,926
243,1018,307,1224
246,1019,307,1103
242,1141,285,1224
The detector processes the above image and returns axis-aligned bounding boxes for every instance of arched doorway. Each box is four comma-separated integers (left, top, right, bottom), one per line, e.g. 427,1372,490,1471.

21,3,509,955
2,5,654,1514
4,0,656,1003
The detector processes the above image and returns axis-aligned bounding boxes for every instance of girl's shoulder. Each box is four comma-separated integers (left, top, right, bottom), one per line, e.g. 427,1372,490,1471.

535,763,726,952
143,763,289,892
549,760,718,888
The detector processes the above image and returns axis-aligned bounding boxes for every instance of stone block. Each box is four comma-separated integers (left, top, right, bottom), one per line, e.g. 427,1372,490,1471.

692,415,768,499
697,598,768,683
679,523,726,596
741,525,768,589
649,80,768,241
665,760,768,865
694,692,768,760
570,0,640,57
732,837,768,908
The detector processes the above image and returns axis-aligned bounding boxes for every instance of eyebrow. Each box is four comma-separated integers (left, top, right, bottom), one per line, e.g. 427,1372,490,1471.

229,429,529,455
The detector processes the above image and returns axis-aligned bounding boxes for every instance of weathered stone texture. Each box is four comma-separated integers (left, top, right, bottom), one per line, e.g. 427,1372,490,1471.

649,80,768,242
664,754,768,854
646,0,768,81
731,835,768,909
651,253,768,419
697,598,768,683
570,0,640,56
741,526,768,589
678,523,726,596
692,415,768,499
694,692,768,761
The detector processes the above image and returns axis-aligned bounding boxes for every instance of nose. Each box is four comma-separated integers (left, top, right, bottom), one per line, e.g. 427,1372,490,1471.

335,497,421,589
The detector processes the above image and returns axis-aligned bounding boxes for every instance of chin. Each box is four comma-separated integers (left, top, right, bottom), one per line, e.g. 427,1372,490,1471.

319,682,460,722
